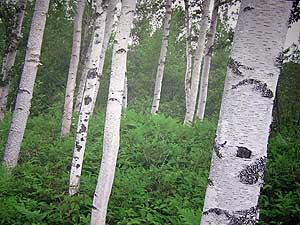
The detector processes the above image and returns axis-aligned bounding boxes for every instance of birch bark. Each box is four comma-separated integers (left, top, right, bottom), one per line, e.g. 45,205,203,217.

184,0,213,125
3,0,49,168
150,0,172,114
0,0,27,121
201,1,291,224
196,1,219,120
69,0,108,196
61,0,85,137
90,0,136,224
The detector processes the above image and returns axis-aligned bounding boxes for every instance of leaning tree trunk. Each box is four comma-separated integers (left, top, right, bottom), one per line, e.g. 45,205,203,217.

69,0,109,196
200,1,292,224
90,0,136,224
184,0,192,117
3,0,49,168
0,0,27,121
150,0,172,114
196,1,219,120
90,0,119,114
61,0,85,137
184,0,213,125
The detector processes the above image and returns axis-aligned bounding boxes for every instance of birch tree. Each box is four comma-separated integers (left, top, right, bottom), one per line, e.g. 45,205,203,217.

150,0,172,114
61,0,85,137
90,0,137,223
200,1,292,224
69,0,111,196
184,0,213,124
3,0,49,168
0,0,27,121
196,0,219,120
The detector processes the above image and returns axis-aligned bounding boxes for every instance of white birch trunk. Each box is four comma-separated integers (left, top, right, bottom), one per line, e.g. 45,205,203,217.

90,0,136,224
61,0,85,137
201,1,291,224
184,0,213,125
2,0,49,168
69,0,108,196
196,1,218,120
0,0,27,121
90,0,118,114
150,0,172,114
184,0,192,118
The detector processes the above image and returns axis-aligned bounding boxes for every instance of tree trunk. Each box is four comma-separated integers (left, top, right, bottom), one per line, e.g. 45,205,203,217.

196,1,218,120
90,0,118,114
61,0,85,137
0,0,27,121
184,0,192,118
200,1,291,224
150,0,172,114
184,0,213,125
3,0,49,168
69,0,109,196
90,0,136,224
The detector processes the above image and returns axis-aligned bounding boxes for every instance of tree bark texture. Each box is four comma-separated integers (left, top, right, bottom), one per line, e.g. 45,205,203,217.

61,0,85,137
3,0,49,168
150,0,172,114
200,1,292,224
0,0,27,121
90,0,136,224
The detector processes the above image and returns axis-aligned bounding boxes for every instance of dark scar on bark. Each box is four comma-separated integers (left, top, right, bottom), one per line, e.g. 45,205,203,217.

203,206,258,225
237,146,252,159
116,48,126,54
87,68,98,79
231,79,274,98
18,88,30,94
239,156,267,185
208,178,214,186
275,52,284,68
213,139,227,158
79,124,87,133
76,141,82,152
84,96,92,105
228,57,254,76
243,6,254,12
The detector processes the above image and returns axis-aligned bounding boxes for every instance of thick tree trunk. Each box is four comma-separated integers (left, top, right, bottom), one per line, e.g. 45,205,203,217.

200,1,291,224
184,0,192,117
0,0,27,121
196,2,218,120
90,0,136,224
61,0,85,137
184,0,213,125
90,0,118,114
150,0,172,114
68,0,109,196
2,0,49,168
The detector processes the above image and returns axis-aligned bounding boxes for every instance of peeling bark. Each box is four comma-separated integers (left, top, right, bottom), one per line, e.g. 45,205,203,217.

61,0,85,137
90,0,136,224
0,0,27,121
150,0,172,114
3,0,49,168
200,1,292,224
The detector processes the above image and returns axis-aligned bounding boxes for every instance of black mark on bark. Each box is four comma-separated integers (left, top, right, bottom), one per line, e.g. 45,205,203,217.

239,156,267,185
237,146,252,159
87,68,98,79
84,96,92,105
18,88,30,94
76,141,82,152
213,139,227,158
228,57,254,77
79,124,87,133
243,6,254,12
208,178,214,186
116,48,126,54
232,79,274,98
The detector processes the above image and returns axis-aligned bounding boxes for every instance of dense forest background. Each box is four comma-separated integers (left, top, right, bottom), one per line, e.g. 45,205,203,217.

0,1,299,224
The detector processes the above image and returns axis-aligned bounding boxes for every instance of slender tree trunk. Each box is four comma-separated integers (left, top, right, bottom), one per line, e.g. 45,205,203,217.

61,0,85,137
184,0,192,117
90,0,118,114
184,0,213,125
2,0,49,168
0,0,27,121
200,1,291,224
196,1,219,120
69,0,109,196
150,0,172,114
90,0,136,224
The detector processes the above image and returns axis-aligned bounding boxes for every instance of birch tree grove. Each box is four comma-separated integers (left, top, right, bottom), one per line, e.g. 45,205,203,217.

184,0,213,125
196,0,219,120
61,0,85,137
0,0,27,121
90,0,137,223
69,0,109,196
150,0,172,114
201,1,292,224
2,0,49,168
